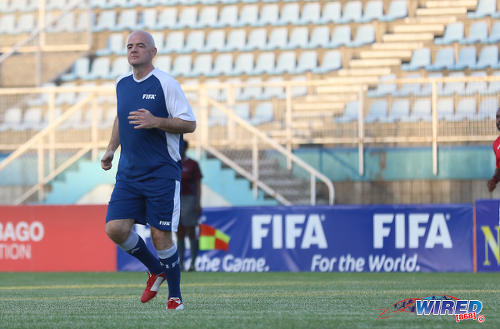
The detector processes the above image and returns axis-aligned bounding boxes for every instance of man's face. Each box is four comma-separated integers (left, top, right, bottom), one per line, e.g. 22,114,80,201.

126,32,156,67
496,109,500,131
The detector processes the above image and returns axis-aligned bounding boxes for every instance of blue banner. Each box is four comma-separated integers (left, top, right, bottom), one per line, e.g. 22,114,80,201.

475,200,500,272
117,204,473,272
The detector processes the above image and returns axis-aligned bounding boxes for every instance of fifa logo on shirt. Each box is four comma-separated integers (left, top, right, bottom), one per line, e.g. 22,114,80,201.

142,93,156,100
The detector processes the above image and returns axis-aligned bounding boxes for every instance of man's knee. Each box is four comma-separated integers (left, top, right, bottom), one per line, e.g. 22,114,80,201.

106,219,134,244
151,228,174,250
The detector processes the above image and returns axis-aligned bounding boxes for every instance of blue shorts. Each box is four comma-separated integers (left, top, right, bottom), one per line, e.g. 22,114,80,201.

106,178,180,232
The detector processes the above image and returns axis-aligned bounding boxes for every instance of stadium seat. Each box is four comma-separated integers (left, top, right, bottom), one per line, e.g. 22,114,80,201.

295,51,317,74
151,32,165,53
475,45,499,69
350,25,375,47
290,76,307,97
94,11,116,31
99,108,116,129
224,78,243,100
55,12,77,33
77,108,103,130
208,107,227,126
0,108,23,131
452,47,476,70
262,77,285,99
409,98,432,121
437,98,454,120
1,14,21,35
177,7,198,28
12,0,37,12
191,54,212,77
320,2,341,24
250,102,274,125
334,101,359,123
427,47,455,71
240,77,262,100
86,57,111,80
171,55,192,77
417,73,443,96
380,0,408,21
441,72,465,96
234,103,250,120
367,74,397,97
461,21,488,44
21,107,43,130
225,30,246,51
278,3,300,25
394,74,421,96
338,1,362,23
254,53,276,75
75,11,93,32
477,97,498,119
258,4,279,26
55,83,76,106
61,57,90,81
184,30,205,53
58,109,84,130
468,0,496,18
360,0,384,22
381,99,410,122
309,26,331,48
156,8,178,29
96,33,125,56
91,0,110,8
245,29,267,50
435,22,464,45
233,53,254,75
298,3,320,25
212,53,233,76
238,4,259,26
141,9,158,30
485,72,500,94
15,14,35,34
330,26,351,48
41,108,62,129
155,56,172,72
164,31,185,54
463,71,487,95
267,28,288,50
205,30,225,52
287,27,309,49
275,52,297,74
313,50,342,73
203,79,222,100
488,22,500,43
108,58,130,79
216,5,238,27
196,6,218,28
110,9,139,31
365,100,388,123
453,97,476,121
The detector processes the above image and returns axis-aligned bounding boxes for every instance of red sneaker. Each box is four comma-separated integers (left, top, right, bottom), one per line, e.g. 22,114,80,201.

167,297,184,310
141,272,166,303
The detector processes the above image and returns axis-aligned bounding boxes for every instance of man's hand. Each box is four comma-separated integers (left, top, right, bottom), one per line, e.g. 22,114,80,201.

488,178,497,192
101,150,114,170
128,109,157,129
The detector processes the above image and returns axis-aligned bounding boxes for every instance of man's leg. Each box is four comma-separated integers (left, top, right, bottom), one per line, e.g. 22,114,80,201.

186,226,198,271
176,225,186,271
151,227,183,308
106,219,165,303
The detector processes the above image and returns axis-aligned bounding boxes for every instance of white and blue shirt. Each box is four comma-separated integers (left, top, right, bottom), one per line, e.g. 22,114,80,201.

115,68,195,181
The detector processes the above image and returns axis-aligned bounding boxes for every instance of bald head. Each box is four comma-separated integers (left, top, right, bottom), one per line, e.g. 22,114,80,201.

127,30,156,49
126,30,157,74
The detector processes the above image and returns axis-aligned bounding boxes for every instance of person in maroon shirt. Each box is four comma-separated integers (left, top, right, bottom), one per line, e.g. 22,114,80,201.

488,108,500,192
178,140,202,271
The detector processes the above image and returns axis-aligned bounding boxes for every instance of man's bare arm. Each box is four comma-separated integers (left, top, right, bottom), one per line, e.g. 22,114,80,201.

128,109,196,133
101,117,120,170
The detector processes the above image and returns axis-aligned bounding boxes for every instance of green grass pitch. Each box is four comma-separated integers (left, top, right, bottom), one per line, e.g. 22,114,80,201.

0,272,498,329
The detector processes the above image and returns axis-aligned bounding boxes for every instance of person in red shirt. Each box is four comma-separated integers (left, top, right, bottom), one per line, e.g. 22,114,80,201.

178,140,203,271
488,108,500,192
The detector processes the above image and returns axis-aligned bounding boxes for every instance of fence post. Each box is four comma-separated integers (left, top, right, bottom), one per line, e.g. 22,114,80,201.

37,140,45,202
252,135,259,199
432,80,438,176
358,85,365,176
285,82,292,169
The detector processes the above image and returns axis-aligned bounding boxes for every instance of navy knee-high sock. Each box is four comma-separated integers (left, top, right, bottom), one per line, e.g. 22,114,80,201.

157,245,182,300
119,231,163,275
